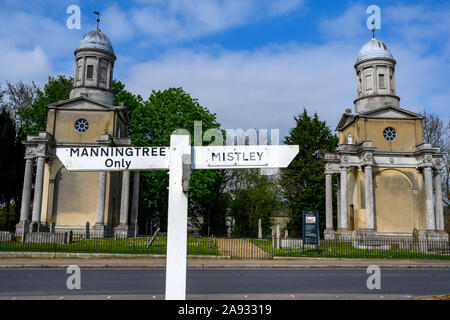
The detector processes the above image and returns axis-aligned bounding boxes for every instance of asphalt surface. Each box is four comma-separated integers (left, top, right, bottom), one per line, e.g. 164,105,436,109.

0,268,449,300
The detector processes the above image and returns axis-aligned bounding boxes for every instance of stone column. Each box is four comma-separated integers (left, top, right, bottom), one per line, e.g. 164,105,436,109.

31,156,45,226
81,56,86,86
325,173,333,231
434,169,445,232
364,165,375,230
336,175,341,229
19,158,34,221
130,171,140,237
423,167,436,231
258,219,262,239
276,224,281,250
95,57,100,87
339,167,349,231
106,62,112,90
95,172,107,227
119,171,130,225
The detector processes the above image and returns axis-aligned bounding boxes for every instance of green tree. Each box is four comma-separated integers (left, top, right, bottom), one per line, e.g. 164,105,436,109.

0,107,24,230
420,110,449,206
227,169,283,237
17,76,73,135
2,77,142,228
15,77,140,136
281,108,339,237
129,87,226,234
112,80,144,120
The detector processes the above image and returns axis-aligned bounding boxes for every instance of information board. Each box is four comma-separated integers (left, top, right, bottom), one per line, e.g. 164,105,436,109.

302,210,319,246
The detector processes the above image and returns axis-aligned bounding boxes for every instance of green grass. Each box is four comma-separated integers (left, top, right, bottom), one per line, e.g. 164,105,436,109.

1,236,448,260
0,236,219,256
251,239,450,260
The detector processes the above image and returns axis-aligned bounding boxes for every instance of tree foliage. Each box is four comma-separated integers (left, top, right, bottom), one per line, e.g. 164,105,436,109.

420,110,450,207
112,80,144,120
129,87,225,233
0,107,24,230
17,76,73,135
226,169,283,237
281,108,339,237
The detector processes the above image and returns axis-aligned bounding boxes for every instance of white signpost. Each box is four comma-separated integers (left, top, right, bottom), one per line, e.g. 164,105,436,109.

57,135,299,300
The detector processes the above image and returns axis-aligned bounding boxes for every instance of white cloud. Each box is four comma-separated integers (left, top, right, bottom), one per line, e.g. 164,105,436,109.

0,1,448,139
123,43,357,138
0,43,52,84
267,0,304,16
0,10,80,84
316,3,450,119
121,0,450,138
319,5,367,40
0,10,80,59
129,0,304,43
102,5,135,42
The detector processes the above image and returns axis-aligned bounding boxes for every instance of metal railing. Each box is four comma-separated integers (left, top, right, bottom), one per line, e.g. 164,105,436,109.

0,231,449,260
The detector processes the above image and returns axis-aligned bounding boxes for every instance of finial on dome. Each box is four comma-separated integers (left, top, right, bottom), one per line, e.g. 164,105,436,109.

370,18,377,39
94,11,101,29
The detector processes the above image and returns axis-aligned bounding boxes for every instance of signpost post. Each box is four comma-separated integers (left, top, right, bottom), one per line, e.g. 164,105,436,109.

57,135,299,300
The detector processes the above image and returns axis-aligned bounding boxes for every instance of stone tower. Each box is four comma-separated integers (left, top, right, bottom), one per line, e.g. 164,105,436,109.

354,38,400,113
69,28,116,105
15,27,140,237
323,36,447,242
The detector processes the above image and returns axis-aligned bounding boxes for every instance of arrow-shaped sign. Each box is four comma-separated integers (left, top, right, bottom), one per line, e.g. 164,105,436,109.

56,146,170,171
192,145,299,169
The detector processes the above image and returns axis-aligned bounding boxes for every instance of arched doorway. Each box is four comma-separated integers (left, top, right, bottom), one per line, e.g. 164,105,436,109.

374,169,415,234
52,167,98,227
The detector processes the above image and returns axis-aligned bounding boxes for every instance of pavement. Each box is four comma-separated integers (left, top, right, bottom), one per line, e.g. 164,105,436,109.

0,256,449,269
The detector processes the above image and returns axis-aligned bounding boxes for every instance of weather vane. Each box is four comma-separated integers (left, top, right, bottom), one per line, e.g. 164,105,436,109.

94,11,101,29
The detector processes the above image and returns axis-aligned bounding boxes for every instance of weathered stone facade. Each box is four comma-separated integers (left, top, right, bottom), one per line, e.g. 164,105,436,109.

324,38,448,241
15,29,140,237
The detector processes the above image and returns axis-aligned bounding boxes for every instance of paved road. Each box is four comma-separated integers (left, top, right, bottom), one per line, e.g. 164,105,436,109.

0,268,449,300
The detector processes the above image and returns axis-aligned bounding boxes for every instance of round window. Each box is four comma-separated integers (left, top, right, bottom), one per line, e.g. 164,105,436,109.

74,118,89,133
383,127,397,141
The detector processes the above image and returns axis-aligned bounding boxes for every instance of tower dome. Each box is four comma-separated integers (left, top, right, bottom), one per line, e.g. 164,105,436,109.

356,38,394,64
354,37,399,113
76,28,114,55
70,28,116,105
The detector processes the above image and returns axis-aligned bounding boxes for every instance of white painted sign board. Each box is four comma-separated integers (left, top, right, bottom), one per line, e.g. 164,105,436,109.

192,145,299,169
56,145,299,171
56,137,300,301
56,147,169,171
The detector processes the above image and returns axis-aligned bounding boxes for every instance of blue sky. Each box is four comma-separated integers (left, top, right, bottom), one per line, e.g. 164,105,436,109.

0,0,449,140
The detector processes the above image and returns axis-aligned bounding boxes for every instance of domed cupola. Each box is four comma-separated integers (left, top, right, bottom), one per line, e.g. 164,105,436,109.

70,28,116,105
356,38,394,63
354,38,400,113
76,28,115,56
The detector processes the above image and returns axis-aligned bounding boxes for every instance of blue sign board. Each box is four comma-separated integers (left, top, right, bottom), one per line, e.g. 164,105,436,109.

302,210,319,247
